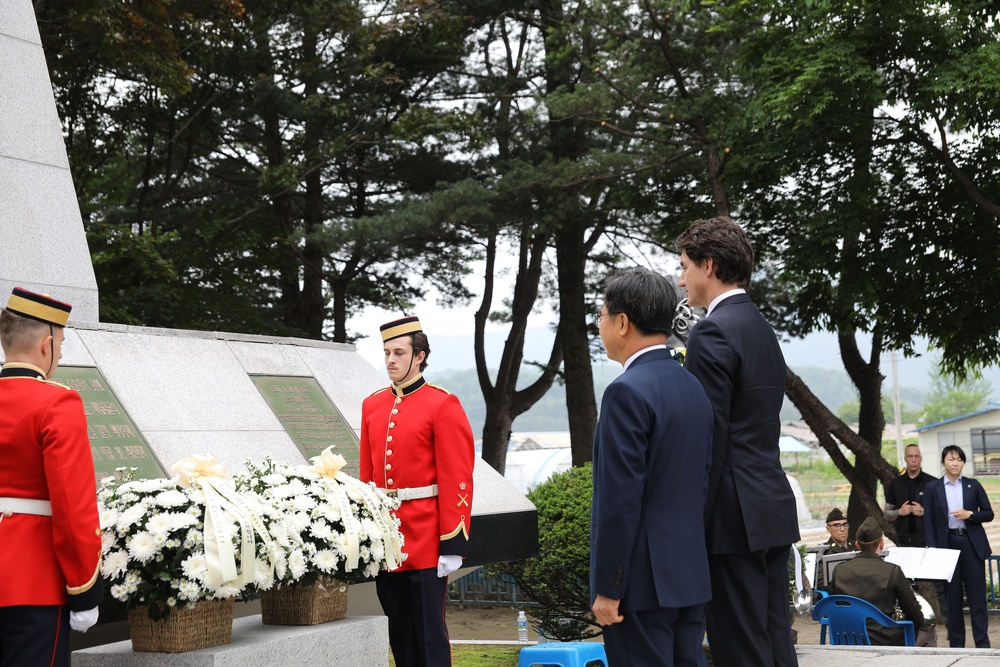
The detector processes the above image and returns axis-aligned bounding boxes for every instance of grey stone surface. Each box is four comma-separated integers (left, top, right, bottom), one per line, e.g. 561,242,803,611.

142,431,305,478
0,0,40,44
72,614,389,667
228,341,314,378
472,455,535,515
795,645,1000,666
65,323,536,532
0,1,100,321
61,327,97,368
0,29,68,167
75,330,285,432
0,160,100,323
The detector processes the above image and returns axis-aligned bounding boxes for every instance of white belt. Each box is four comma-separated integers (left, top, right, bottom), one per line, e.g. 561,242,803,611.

0,497,53,517
384,484,438,501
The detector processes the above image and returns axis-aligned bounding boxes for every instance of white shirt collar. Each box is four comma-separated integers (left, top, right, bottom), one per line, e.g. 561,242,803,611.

707,288,747,316
624,344,667,370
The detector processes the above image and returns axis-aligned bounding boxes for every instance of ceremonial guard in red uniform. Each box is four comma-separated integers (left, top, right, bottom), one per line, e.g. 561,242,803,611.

0,288,103,666
360,316,475,667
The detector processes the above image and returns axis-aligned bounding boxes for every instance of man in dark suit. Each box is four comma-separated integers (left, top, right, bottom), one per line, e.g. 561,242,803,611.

828,517,936,646
924,445,994,648
677,217,801,667
590,268,715,667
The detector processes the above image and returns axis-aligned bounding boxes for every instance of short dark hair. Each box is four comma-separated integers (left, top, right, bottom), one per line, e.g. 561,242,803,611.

603,268,677,337
857,537,881,553
0,309,50,356
411,332,430,372
941,445,966,463
674,216,754,289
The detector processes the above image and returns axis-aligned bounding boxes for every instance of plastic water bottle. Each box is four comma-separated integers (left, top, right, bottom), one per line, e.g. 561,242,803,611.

517,610,528,644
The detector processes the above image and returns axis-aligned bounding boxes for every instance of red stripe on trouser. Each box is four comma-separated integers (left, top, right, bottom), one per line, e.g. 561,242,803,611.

49,607,63,667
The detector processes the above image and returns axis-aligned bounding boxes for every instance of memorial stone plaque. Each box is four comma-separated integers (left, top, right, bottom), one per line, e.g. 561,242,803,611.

251,375,360,476
51,366,166,481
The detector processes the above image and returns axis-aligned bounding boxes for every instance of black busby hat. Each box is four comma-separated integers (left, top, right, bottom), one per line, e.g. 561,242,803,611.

380,316,422,343
5,287,71,326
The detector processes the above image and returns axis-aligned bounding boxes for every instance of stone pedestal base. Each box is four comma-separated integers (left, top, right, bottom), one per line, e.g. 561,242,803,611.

72,614,388,667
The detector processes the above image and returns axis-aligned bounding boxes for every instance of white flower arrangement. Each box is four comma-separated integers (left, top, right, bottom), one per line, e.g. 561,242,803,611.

98,457,272,620
234,448,405,587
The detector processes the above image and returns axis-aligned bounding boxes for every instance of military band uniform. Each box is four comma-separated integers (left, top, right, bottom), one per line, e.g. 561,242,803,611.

1,289,103,667
814,538,851,591
828,551,930,646
360,372,474,667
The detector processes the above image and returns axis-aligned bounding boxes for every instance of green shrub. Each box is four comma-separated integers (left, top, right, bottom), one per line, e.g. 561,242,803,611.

487,464,599,641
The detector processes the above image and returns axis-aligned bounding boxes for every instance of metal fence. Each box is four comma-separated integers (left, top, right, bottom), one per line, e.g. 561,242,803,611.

447,569,537,607
988,555,1000,606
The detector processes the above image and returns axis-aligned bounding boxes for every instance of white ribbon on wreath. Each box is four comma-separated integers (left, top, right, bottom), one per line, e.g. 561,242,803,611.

310,447,403,572
172,455,275,588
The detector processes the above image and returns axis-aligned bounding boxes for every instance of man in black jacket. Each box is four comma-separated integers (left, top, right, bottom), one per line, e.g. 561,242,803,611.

678,217,800,667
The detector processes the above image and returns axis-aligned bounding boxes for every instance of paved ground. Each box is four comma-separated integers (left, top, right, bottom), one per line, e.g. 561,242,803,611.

448,518,1000,664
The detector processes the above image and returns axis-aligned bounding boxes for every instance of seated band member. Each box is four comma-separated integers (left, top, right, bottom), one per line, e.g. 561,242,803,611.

828,517,936,647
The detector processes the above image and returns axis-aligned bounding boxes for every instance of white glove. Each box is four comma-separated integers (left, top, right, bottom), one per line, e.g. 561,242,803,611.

437,555,463,578
70,607,100,632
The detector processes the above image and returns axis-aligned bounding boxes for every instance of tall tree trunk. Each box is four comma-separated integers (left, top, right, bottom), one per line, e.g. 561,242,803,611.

539,0,598,465
557,221,597,466
253,22,305,336
476,224,563,473
299,22,326,340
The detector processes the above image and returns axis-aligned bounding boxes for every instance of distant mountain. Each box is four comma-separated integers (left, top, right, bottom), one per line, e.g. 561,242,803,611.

434,362,930,438
780,365,926,422
418,327,999,439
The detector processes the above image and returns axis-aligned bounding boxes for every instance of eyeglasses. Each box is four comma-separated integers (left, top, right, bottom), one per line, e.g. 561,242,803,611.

595,310,610,325
827,522,849,529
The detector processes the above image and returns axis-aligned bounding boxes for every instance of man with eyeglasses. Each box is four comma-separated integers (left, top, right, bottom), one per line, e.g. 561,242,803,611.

590,268,714,667
814,508,851,589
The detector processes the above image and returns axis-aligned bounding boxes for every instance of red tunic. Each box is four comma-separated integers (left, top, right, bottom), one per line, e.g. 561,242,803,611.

360,375,474,571
0,363,103,610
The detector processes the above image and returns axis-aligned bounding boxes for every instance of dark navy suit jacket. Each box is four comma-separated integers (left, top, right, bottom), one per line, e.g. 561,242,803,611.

684,293,800,554
590,348,714,611
924,476,993,561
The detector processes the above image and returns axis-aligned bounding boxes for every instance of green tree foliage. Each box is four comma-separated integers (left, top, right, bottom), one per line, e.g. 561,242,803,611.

727,0,1000,531
39,0,480,340
488,464,598,641
455,0,746,471
917,363,993,427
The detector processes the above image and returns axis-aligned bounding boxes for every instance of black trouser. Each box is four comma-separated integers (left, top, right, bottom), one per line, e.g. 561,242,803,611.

376,568,451,667
945,533,990,648
0,605,70,667
705,546,798,667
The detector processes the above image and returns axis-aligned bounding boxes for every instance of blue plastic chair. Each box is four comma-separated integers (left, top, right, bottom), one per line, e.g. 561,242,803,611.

517,641,609,667
811,594,915,646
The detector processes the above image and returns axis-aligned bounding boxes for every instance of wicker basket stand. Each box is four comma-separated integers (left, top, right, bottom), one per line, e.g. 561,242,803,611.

260,577,349,625
128,597,235,653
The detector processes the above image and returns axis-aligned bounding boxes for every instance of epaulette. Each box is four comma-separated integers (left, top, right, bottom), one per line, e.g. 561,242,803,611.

427,384,452,395
35,378,72,391
368,386,392,397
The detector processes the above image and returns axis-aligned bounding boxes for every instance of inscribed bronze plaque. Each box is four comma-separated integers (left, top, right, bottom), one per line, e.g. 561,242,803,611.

251,376,360,476
51,366,166,482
